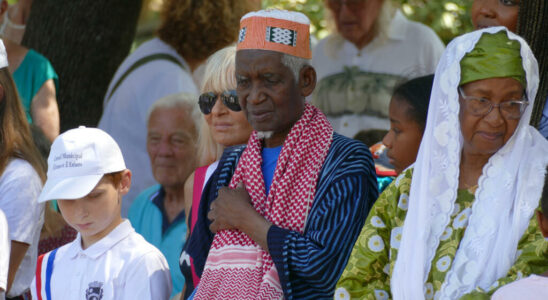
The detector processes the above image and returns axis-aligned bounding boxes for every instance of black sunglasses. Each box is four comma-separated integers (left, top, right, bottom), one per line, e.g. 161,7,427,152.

198,90,241,114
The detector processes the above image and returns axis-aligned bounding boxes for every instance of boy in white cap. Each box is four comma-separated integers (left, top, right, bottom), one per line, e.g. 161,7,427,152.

30,126,172,300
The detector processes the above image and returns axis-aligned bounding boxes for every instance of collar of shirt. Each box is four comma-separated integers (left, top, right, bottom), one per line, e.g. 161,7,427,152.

342,9,407,55
150,186,186,234
386,10,407,41
65,220,134,260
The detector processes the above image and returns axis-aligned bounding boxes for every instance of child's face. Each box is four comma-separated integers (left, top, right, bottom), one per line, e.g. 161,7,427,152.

57,171,130,248
382,97,424,174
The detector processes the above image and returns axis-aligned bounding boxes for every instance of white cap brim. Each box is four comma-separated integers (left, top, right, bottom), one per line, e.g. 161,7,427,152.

38,174,104,203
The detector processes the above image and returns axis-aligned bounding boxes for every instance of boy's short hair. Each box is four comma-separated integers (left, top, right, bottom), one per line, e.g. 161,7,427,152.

38,126,126,202
103,171,124,187
541,166,548,218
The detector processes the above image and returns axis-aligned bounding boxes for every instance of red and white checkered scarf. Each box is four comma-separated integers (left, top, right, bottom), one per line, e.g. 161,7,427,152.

196,104,333,299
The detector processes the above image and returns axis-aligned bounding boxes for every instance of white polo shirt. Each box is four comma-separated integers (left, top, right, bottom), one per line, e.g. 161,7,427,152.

0,209,9,295
31,220,172,300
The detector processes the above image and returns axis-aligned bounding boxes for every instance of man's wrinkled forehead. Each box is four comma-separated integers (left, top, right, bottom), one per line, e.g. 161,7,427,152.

235,49,285,72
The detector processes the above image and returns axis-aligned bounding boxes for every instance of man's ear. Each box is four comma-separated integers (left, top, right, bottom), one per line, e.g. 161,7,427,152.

119,169,132,196
536,210,548,238
299,65,316,97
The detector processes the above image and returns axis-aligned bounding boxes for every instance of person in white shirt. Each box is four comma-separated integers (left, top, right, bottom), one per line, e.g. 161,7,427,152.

0,209,9,300
98,0,258,217
31,126,171,300
311,0,444,138
491,167,548,300
0,39,45,299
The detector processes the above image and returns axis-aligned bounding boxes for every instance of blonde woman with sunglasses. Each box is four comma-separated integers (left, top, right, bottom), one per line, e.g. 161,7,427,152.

178,45,252,299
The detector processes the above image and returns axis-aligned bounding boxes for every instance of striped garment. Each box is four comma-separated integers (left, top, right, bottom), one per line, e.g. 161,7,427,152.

181,133,378,299
34,248,58,300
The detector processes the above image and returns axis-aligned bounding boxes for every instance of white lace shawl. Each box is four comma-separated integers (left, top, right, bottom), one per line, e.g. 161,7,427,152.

391,27,548,300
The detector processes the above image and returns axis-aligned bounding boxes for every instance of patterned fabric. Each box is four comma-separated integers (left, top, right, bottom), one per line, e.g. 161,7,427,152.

196,104,333,299
181,132,377,299
34,248,58,300
38,225,77,255
312,66,405,118
335,168,548,299
392,27,548,299
266,26,297,47
238,27,247,43
237,10,312,59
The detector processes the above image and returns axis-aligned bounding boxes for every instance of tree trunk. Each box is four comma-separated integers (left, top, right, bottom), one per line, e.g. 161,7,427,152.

518,0,547,127
22,0,143,132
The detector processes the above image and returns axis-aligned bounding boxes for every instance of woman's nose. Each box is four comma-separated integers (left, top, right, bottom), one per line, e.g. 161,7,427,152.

211,95,228,116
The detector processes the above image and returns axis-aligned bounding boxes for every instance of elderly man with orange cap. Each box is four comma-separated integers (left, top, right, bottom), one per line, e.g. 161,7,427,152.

180,9,378,299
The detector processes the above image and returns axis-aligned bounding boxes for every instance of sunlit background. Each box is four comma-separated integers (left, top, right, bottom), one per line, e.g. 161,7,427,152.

137,0,474,45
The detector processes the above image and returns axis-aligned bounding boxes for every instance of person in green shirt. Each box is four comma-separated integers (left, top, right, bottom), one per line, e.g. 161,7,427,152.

335,27,548,300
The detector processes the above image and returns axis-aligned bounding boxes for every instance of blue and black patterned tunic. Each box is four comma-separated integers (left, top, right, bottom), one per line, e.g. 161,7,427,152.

180,133,378,299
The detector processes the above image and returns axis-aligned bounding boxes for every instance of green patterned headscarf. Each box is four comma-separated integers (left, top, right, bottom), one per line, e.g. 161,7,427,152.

460,31,526,88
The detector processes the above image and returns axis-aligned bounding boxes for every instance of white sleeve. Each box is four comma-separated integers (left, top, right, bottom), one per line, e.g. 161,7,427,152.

30,276,37,299
136,63,198,122
122,250,172,300
0,209,9,292
0,159,43,244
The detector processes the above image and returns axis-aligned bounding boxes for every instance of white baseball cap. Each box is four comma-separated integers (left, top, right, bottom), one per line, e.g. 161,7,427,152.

38,126,126,202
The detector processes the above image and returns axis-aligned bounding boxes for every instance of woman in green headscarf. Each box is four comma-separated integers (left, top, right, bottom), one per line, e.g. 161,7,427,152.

334,27,548,300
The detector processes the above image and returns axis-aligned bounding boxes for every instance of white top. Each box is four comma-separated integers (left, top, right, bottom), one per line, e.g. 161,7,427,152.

0,158,43,297
98,37,199,216
311,10,445,138
31,220,172,300
492,275,548,300
0,209,9,294
391,27,548,299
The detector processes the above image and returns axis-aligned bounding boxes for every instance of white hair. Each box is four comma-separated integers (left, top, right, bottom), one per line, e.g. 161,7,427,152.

147,92,201,131
324,0,396,58
256,131,274,140
281,53,310,83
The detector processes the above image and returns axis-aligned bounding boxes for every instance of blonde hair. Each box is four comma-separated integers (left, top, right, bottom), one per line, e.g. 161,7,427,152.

197,46,238,166
0,68,46,182
324,0,397,58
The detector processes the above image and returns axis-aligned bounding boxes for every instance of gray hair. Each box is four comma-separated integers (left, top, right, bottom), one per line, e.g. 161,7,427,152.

324,0,396,58
281,53,310,82
147,92,201,130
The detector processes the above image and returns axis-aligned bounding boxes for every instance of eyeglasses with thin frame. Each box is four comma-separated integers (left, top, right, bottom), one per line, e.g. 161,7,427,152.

198,90,241,115
327,0,366,10
458,87,528,120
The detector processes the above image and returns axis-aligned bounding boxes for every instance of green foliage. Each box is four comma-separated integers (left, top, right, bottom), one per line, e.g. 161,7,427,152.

397,0,474,44
263,0,474,44
262,0,329,39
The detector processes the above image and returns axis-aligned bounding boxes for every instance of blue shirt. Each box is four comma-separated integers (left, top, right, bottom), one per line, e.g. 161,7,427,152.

261,146,282,195
538,96,548,139
128,184,187,298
